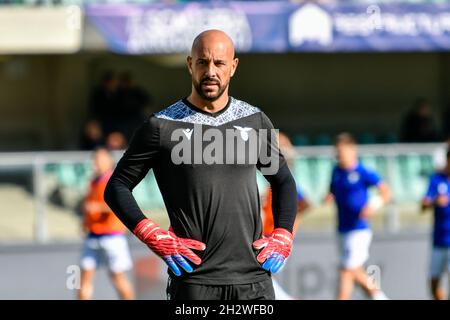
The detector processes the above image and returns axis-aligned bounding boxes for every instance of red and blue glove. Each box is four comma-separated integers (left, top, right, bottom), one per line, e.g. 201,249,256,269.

252,228,293,274
134,219,206,276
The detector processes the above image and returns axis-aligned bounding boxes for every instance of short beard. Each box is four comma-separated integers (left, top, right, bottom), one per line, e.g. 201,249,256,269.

193,78,228,102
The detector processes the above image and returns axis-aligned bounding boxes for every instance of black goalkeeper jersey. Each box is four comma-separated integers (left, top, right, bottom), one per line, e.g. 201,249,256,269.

105,96,298,285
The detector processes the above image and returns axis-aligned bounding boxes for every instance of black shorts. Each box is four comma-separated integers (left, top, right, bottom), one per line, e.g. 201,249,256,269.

166,277,275,300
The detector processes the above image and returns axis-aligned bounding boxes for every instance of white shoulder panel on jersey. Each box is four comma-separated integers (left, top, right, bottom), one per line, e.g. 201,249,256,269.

155,97,261,126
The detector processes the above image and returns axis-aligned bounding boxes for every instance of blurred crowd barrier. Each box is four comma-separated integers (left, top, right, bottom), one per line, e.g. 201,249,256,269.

0,142,445,243
0,231,433,299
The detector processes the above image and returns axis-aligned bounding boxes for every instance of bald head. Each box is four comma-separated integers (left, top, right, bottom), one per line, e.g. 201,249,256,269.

187,30,239,103
191,30,235,59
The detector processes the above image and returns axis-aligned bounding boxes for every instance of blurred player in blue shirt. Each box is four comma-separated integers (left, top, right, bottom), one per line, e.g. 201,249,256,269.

422,148,450,300
325,133,391,300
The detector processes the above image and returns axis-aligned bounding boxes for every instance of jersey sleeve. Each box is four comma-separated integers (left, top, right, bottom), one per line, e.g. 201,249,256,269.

424,175,438,201
104,116,160,231
329,166,337,195
297,188,305,202
363,167,382,187
257,112,297,233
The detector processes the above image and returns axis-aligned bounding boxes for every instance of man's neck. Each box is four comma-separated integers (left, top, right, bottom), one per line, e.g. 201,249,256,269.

341,161,358,171
187,91,230,114
96,169,111,177
445,165,450,176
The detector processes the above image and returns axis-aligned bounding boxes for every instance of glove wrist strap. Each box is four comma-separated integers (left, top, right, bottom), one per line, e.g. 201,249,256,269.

272,228,294,244
133,218,159,242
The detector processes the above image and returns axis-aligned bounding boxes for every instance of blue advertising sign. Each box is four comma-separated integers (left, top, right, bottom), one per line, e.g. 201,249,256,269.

85,2,450,54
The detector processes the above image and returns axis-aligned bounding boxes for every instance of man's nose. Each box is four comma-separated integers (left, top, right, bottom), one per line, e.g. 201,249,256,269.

204,62,217,78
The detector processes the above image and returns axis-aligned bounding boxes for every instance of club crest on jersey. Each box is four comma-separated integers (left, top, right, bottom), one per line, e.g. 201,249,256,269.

438,183,448,194
348,172,360,184
233,126,253,141
182,128,193,140
169,124,280,175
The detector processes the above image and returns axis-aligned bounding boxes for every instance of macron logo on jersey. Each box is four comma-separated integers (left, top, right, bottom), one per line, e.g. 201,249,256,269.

233,126,252,141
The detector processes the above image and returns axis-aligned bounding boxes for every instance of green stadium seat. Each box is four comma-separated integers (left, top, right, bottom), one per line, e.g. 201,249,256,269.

256,171,269,194
313,134,332,146
55,163,78,188
375,156,388,178
307,157,333,203
133,173,166,211
293,134,310,146
292,157,313,200
419,155,435,177
360,155,378,172
378,132,398,144
396,154,428,201
358,133,376,145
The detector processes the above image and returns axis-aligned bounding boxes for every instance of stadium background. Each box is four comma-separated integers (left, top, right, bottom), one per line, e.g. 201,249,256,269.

1,0,449,299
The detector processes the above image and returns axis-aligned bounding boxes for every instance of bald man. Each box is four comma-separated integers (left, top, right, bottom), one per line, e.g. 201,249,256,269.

105,30,298,300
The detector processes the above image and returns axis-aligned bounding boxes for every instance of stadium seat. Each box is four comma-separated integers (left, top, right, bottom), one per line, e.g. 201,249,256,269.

378,132,398,144
133,173,166,211
358,133,376,145
293,134,310,146
313,134,332,146
292,157,313,201
419,155,435,177
55,163,78,188
360,155,378,172
396,154,428,201
308,157,333,203
375,156,388,178
256,171,270,193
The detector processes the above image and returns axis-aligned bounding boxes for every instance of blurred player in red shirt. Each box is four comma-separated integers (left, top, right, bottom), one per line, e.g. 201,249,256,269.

262,189,309,237
262,132,310,236
261,132,310,299
78,148,135,300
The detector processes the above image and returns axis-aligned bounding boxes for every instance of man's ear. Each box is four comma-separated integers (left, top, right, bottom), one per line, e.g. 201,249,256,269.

230,57,239,77
187,56,193,75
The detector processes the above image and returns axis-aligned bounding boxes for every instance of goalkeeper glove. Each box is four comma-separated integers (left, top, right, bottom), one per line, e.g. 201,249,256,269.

134,219,206,276
253,228,293,274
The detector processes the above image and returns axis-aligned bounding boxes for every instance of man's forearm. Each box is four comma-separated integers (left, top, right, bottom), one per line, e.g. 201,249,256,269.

104,177,147,231
265,164,298,233
378,182,392,204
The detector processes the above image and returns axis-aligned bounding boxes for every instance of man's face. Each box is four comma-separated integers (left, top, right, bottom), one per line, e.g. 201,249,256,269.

94,149,113,175
187,39,238,102
336,143,358,169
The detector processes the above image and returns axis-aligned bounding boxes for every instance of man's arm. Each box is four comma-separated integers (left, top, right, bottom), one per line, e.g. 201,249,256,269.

298,198,310,214
104,118,159,230
421,197,434,212
104,116,205,276
323,168,336,204
421,175,445,213
253,112,298,274
360,181,392,219
263,163,298,233
378,182,392,203
323,193,334,204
